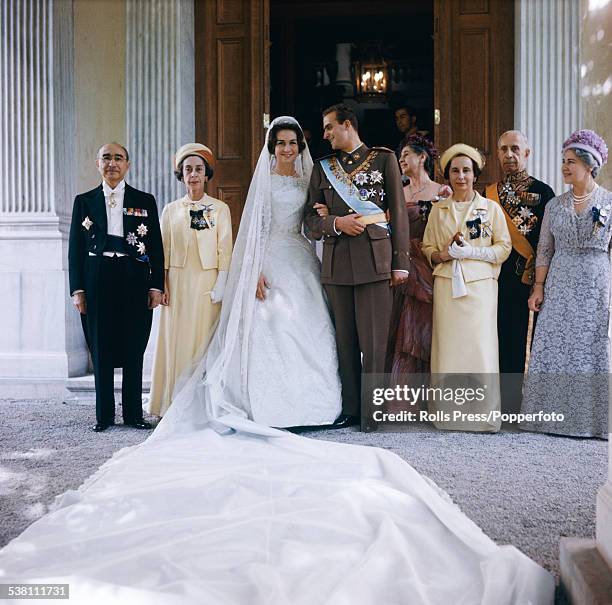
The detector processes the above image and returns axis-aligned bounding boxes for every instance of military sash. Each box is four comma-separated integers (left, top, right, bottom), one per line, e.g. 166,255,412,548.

320,156,388,228
486,183,535,285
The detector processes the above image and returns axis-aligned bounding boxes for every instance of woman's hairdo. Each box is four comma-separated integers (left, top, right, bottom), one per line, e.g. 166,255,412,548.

174,155,214,182
572,148,601,178
267,122,306,155
401,134,439,179
443,154,482,180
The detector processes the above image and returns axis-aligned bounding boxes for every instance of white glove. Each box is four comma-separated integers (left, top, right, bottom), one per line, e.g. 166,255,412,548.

449,241,498,264
210,270,228,304
448,241,472,259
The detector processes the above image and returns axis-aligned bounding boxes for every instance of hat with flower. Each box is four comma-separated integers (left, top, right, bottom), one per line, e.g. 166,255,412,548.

562,129,608,167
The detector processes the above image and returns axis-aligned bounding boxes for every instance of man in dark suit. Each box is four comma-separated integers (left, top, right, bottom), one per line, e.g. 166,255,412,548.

304,104,411,429
69,143,164,431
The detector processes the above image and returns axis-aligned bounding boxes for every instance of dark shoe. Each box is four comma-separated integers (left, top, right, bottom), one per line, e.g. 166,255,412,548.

329,414,360,429
92,421,114,432
124,420,152,430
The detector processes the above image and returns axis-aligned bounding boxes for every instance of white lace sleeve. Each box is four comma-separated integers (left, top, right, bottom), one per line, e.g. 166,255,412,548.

535,201,555,267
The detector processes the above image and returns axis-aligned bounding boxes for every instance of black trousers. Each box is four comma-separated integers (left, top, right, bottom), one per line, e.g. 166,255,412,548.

82,256,152,424
324,280,393,417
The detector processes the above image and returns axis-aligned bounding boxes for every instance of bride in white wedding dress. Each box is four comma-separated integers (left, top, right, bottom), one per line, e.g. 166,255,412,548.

0,119,554,605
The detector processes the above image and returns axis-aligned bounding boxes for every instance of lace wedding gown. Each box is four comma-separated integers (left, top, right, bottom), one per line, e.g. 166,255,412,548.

248,174,341,426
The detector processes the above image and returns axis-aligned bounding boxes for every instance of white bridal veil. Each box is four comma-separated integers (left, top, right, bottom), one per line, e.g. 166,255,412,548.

153,116,314,438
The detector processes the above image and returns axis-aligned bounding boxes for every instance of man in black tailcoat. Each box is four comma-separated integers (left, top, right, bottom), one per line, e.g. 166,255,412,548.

69,143,164,431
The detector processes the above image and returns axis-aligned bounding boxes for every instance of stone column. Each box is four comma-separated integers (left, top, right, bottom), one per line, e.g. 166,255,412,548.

126,0,195,208
514,0,581,195
125,0,195,374
0,0,86,395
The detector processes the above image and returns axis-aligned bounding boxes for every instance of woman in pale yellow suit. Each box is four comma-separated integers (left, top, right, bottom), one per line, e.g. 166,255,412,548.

422,144,511,432
149,144,232,416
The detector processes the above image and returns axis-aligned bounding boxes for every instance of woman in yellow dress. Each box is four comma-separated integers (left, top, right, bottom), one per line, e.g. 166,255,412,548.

422,144,511,432
149,144,232,416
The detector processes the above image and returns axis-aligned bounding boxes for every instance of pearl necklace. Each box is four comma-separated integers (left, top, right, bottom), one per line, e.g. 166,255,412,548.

572,184,598,205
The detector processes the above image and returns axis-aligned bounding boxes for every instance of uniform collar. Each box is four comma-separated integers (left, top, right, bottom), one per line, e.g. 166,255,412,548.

503,169,530,185
338,143,368,168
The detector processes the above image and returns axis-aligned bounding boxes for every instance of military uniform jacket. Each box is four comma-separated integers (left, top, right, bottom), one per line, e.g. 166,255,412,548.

304,144,410,285
487,172,555,289
68,183,165,294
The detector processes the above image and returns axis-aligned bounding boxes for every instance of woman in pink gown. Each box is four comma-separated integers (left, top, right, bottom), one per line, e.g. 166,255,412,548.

387,135,450,379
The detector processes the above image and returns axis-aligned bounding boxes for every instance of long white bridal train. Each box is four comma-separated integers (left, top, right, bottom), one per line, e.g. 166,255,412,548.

0,416,553,605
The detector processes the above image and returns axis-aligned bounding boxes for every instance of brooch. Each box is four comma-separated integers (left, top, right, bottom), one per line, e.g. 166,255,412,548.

82,216,93,230
417,200,432,221
466,217,481,239
190,206,215,230
591,203,610,236
471,209,492,238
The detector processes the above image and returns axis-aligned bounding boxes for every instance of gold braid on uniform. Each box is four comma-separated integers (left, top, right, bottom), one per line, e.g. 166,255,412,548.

328,151,379,189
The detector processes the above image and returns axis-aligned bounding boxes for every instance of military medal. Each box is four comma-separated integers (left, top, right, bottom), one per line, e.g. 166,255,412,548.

359,188,369,201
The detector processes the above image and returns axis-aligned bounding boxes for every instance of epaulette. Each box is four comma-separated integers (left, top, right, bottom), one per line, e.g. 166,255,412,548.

315,152,335,162
371,146,394,153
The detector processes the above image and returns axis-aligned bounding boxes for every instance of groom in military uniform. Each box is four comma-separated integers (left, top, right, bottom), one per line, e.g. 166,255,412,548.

69,143,164,431
305,103,411,429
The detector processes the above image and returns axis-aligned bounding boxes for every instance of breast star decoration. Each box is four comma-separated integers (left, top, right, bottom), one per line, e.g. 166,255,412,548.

369,170,383,184
126,232,138,246
354,172,368,185
82,216,93,230
137,242,146,255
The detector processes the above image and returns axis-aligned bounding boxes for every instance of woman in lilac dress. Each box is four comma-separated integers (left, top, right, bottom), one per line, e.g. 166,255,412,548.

521,130,610,438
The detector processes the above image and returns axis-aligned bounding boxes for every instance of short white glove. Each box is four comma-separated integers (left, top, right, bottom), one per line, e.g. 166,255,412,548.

449,241,498,264
210,270,228,304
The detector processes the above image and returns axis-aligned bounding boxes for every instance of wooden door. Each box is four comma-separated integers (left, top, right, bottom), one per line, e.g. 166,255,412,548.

195,0,270,236
434,0,514,187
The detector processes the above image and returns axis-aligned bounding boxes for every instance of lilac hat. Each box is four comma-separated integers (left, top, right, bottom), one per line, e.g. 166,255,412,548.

562,129,608,167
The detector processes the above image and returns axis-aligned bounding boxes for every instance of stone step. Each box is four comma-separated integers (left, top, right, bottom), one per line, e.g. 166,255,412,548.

65,372,151,403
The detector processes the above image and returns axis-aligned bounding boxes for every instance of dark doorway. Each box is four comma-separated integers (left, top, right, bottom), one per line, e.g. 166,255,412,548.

270,0,434,158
